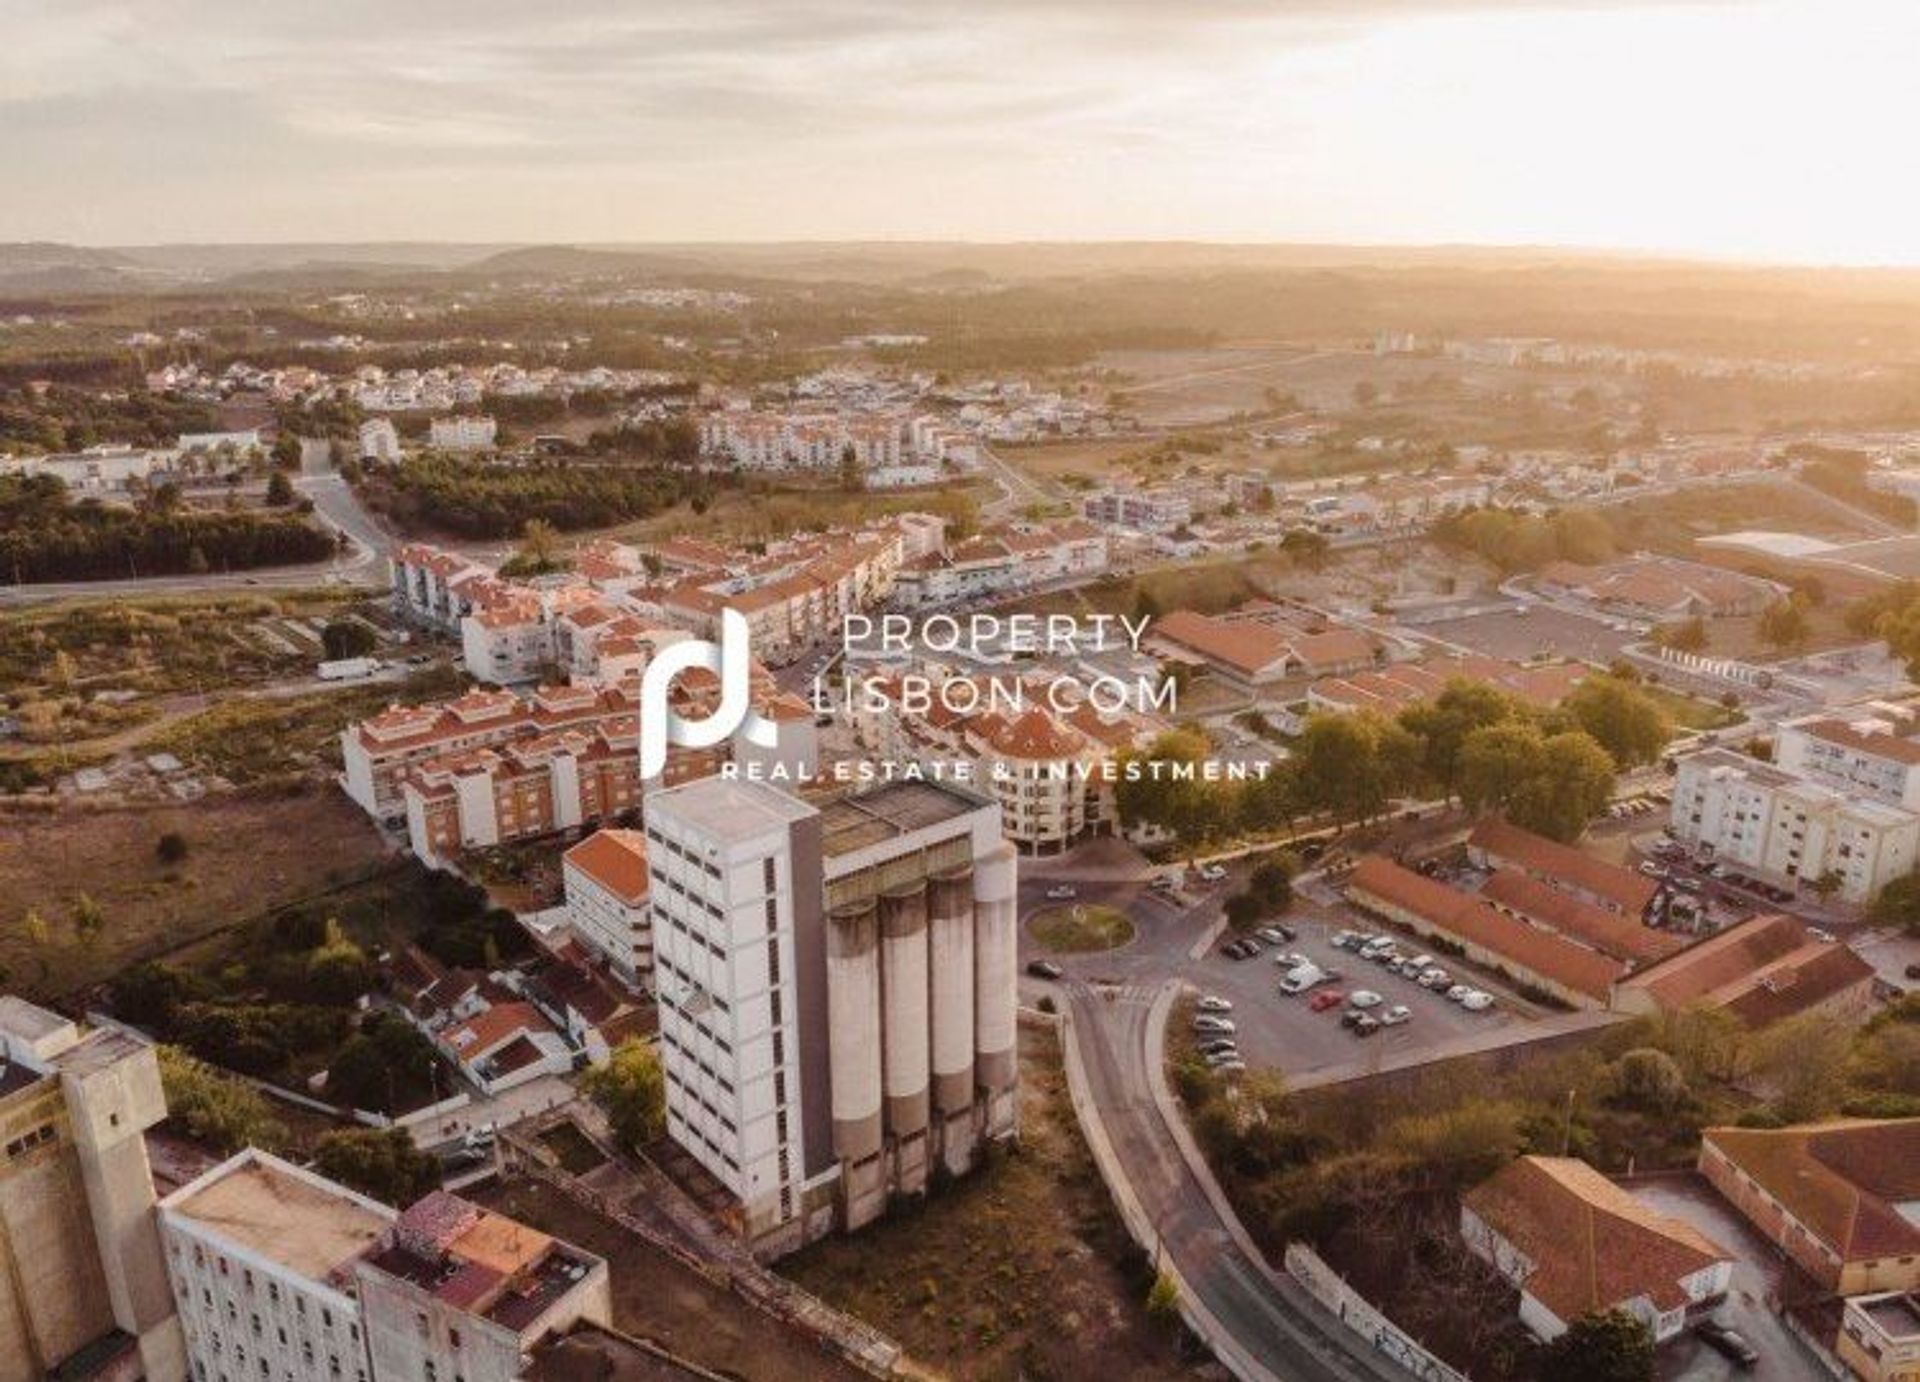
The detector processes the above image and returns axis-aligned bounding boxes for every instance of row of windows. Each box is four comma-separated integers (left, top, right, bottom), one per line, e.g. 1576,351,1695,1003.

3,1123,55,1159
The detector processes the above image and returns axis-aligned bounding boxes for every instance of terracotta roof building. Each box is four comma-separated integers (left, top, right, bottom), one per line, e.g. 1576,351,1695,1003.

1468,818,1658,918
1461,1156,1732,1342
1699,1120,1920,1294
562,828,654,990
1612,912,1877,1029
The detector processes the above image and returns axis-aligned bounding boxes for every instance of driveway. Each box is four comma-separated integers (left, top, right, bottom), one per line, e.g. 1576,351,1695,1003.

1625,1174,1829,1382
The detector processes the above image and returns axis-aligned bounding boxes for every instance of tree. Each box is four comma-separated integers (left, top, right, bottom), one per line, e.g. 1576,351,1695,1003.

305,920,373,1007
1657,616,1708,653
270,433,302,470
1750,1012,1854,1122
1758,595,1811,650
1224,892,1264,931
580,1037,667,1151
156,831,190,865
264,470,295,506
837,443,864,493
519,517,560,571
321,618,377,661
158,1046,287,1154
1457,720,1547,818
1870,869,1920,936
326,1014,440,1113
1539,1310,1655,1382
1145,1272,1181,1320
1612,1048,1688,1113
312,1128,440,1206
1400,680,1519,800
1280,527,1330,570
1511,731,1616,841
1563,674,1671,769
1291,711,1418,825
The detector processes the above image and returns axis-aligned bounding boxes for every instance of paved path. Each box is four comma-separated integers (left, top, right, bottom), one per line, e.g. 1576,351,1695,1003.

1064,978,1417,1381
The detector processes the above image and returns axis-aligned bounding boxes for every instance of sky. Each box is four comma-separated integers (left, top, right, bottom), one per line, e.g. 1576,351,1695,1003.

4,0,1919,264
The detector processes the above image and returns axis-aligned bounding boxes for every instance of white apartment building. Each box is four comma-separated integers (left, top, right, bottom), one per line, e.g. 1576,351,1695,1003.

357,419,401,463
1669,748,1920,903
1773,707,1920,811
160,1154,609,1382
428,415,498,452
1082,487,1191,534
160,1150,389,1382
562,828,654,989
642,777,1018,1257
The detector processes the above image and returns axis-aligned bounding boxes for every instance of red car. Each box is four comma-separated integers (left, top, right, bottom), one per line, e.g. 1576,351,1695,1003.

1308,989,1346,1012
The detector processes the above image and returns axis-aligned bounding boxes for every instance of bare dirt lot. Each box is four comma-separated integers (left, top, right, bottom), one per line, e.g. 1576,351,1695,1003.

782,1026,1192,1381
0,789,392,998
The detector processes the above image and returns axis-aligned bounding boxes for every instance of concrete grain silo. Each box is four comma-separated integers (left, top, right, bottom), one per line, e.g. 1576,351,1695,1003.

878,880,931,1194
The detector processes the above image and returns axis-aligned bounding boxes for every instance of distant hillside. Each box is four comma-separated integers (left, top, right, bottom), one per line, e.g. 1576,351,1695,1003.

0,241,157,294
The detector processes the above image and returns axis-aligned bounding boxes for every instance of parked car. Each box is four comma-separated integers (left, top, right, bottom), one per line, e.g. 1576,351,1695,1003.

1308,989,1347,1012
1258,923,1298,943
1358,938,1396,960
1278,967,1324,995
1148,874,1179,892
1808,927,1837,944
1417,968,1452,990
1196,1038,1238,1056
1222,939,1259,959
1351,1014,1381,1037
1212,1058,1248,1075
1348,990,1383,1009
1379,1005,1412,1026
1273,951,1310,971
1446,984,1474,1002
463,1123,497,1151
1026,959,1064,980
1693,1320,1759,1369
1196,995,1234,1014
1330,930,1360,950
1638,861,1665,877
1045,884,1077,900
1203,1048,1244,1068
1460,990,1496,1012
1193,1015,1237,1035
1198,863,1227,882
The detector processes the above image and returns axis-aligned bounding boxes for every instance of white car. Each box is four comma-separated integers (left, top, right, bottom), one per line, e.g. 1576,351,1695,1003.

1378,1005,1412,1026
1193,1015,1237,1035
1045,884,1077,900
1198,863,1227,882
1417,968,1452,990
1203,1047,1244,1067
1272,951,1311,971
1358,938,1395,960
1348,989,1383,1009
1445,984,1474,1003
1212,1059,1248,1075
1460,990,1495,1012
1278,967,1323,995
1196,995,1234,1014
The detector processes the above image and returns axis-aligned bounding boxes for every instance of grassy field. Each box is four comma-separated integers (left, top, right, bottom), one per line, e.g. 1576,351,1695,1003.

1029,904,1135,953
0,790,391,999
784,1027,1191,1380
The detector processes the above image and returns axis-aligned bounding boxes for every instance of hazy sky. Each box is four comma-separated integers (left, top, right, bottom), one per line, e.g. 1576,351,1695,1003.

5,0,1917,262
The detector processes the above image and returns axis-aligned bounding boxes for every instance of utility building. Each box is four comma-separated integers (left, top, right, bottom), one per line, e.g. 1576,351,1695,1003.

642,776,1018,1257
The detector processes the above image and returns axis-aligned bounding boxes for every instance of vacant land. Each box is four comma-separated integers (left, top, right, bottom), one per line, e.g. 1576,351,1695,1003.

474,1180,868,1382
783,1027,1190,1381
0,791,391,998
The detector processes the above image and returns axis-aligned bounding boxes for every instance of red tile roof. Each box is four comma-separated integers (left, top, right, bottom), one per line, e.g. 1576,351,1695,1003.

1703,1120,1920,1264
1464,1156,1730,1323
563,829,650,907
1468,818,1657,916
1348,856,1627,1002
1480,871,1681,965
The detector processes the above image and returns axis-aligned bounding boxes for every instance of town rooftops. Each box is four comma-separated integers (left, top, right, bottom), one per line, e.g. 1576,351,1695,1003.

977,706,1090,761
564,829,650,907
163,1149,395,1286
1468,818,1658,916
1152,610,1295,677
1464,1156,1730,1324
819,779,992,859
1348,855,1628,1002
1793,714,1920,767
1480,870,1682,965
1701,1119,1920,1263
1619,912,1875,1026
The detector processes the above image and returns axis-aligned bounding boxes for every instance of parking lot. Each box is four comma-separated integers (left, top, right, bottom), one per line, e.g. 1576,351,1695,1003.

1423,603,1640,666
1016,858,1535,1084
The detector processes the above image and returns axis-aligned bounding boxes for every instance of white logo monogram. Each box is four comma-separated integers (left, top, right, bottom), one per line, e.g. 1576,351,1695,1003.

638,609,779,780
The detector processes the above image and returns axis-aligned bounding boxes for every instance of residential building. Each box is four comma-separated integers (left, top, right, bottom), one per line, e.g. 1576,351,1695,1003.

0,997,185,1382
159,1150,388,1382
357,419,401,463
1669,748,1920,903
642,777,1017,1256
1461,1156,1732,1342
428,415,498,452
1149,606,1381,692
160,1154,609,1382
561,828,654,990
963,708,1100,854
1839,1292,1920,1382
1614,912,1877,1028
354,1191,610,1382
1082,487,1190,534
1698,1120,1920,1295
1774,707,1920,812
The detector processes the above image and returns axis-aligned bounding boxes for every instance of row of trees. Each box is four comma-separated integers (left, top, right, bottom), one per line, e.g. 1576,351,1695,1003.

0,473,335,582
1430,506,1617,574
1116,673,1670,849
356,454,712,537
0,384,215,452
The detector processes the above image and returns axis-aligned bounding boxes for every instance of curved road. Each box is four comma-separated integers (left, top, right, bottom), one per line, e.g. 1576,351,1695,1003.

1065,978,1418,1382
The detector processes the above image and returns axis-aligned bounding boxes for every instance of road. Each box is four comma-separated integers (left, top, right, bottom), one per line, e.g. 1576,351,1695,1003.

0,467,392,607
1064,978,1417,1381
